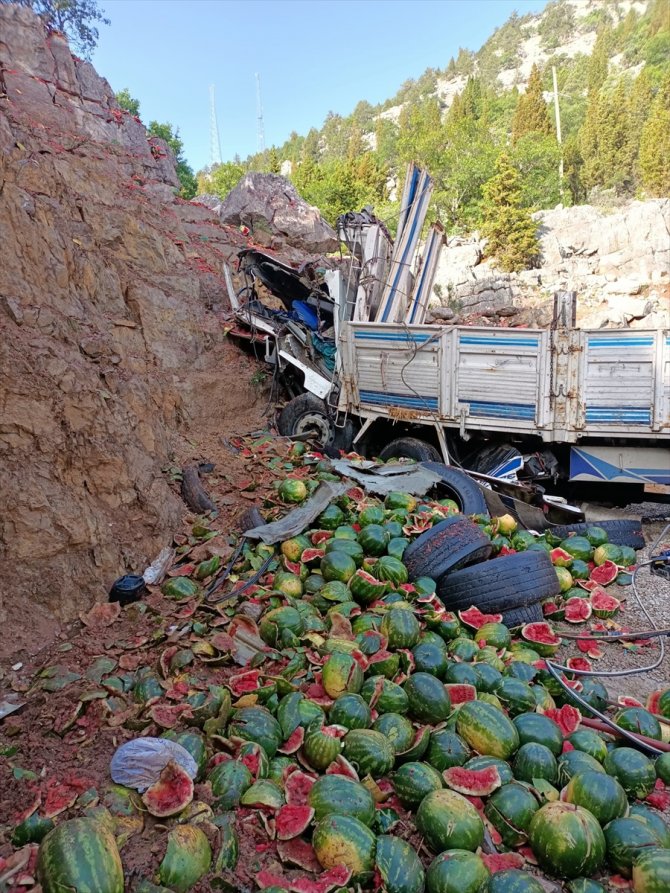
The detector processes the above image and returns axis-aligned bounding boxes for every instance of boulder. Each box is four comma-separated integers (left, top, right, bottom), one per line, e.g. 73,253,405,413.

214,173,339,254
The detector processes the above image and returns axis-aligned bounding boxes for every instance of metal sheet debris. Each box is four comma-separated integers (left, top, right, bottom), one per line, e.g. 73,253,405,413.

331,459,442,496
243,481,347,543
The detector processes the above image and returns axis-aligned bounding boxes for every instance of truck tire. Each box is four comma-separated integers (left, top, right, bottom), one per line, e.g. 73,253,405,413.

547,519,645,550
277,393,355,453
436,550,560,614
421,462,489,517
501,602,544,629
378,437,441,463
404,515,492,582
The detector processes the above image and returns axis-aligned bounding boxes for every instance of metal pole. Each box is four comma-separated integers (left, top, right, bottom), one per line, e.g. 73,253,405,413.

552,66,564,202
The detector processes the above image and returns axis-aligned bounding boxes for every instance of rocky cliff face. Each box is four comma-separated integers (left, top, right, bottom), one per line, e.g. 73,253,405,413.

0,5,261,654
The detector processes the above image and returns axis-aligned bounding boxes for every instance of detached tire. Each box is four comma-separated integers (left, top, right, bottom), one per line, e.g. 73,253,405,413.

421,462,489,517
502,602,544,629
404,515,492,582
547,519,645,550
378,437,441,463
437,550,560,614
277,393,355,453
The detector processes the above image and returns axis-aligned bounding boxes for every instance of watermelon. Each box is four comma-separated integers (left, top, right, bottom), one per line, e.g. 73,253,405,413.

443,764,501,796
512,531,536,551
37,818,124,893
560,537,593,561
158,825,212,893
360,676,408,714
550,547,573,567
564,597,592,623
259,606,304,645
512,742,558,785
590,560,618,586
615,707,663,741
444,683,477,705
228,706,282,757
593,543,623,566
495,678,537,717
590,588,620,618
12,813,55,847
318,504,345,530
456,700,520,760
209,760,253,809
566,881,605,893
570,558,591,580
584,526,608,547
557,751,605,786
308,775,375,826
656,752,670,785
343,728,395,778
555,566,574,592
373,555,409,586
529,802,606,879
387,537,410,560
632,848,670,893
413,640,449,678
375,835,425,893
404,673,452,723
458,606,504,629
445,662,479,687
161,576,200,599
629,805,670,848
373,713,415,753
568,729,608,763
321,551,357,583
385,492,418,512
381,608,421,649
448,637,480,661
564,770,628,825
303,724,345,771
349,569,387,605
521,622,561,656
648,688,670,718
424,729,470,772
426,850,490,893
416,789,484,853
465,755,514,785
312,814,376,879
487,870,545,893
142,760,194,817
473,662,504,693
484,782,541,847
161,730,207,780
512,712,563,756
392,761,444,810
604,816,662,877
357,523,390,556
604,747,657,798
281,534,312,562
321,652,364,698
475,622,511,650
619,545,637,565
329,693,371,730
358,505,386,526
279,478,308,503
325,537,364,566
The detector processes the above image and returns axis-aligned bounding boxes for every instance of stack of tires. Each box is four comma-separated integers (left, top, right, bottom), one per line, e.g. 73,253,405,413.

402,463,645,629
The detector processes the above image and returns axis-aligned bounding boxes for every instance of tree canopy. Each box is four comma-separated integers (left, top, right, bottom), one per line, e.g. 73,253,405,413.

5,0,109,58
147,121,197,200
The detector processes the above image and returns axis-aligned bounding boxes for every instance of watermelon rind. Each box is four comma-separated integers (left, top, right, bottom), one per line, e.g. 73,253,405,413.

392,761,444,810
375,835,425,893
603,746,657,799
456,700,520,760
484,782,541,847
529,801,605,879
563,770,628,825
426,848,490,893
308,774,376,826
603,816,662,878
632,847,670,893
416,789,484,853
158,825,212,893
312,813,376,879
37,818,124,893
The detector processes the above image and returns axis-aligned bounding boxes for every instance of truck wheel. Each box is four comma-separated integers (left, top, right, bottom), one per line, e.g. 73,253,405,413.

277,393,355,452
501,602,544,629
436,550,560,614
378,437,441,463
421,462,489,517
546,519,645,550
404,515,492,582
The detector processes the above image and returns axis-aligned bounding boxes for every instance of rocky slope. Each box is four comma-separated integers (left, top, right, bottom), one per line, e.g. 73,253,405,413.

0,5,267,655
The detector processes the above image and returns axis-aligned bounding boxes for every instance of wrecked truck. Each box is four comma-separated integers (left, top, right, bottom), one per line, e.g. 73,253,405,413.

227,164,670,501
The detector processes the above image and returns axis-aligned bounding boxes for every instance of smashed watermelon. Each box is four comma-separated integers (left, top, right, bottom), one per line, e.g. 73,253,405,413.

141,761,194,817
590,560,618,587
443,765,502,796
564,597,593,624
458,606,504,629
590,588,621,618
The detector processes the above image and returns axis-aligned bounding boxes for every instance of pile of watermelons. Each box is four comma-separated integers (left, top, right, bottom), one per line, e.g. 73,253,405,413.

23,446,670,893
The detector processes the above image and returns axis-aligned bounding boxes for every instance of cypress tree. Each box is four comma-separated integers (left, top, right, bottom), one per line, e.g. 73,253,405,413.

481,152,539,272
639,73,670,196
512,64,553,143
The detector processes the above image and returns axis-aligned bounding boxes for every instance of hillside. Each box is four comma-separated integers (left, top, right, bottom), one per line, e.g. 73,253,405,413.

198,0,670,244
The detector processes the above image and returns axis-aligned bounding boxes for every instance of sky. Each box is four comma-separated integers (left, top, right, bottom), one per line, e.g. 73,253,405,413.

92,0,548,172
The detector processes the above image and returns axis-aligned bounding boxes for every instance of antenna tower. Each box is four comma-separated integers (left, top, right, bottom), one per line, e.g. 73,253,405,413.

209,84,222,166
255,72,266,153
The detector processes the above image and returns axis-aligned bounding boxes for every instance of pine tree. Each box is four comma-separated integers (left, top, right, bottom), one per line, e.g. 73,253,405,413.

639,73,670,196
267,147,281,174
587,27,612,95
481,152,539,272
581,79,633,194
512,64,552,143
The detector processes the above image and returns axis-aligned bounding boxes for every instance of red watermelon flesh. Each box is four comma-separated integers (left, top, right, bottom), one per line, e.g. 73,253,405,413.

277,837,321,872
458,606,504,628
443,765,502,796
284,770,317,805
311,531,332,545
578,579,600,591
618,695,644,708
521,622,561,647
566,657,592,672
276,804,315,839
481,852,526,873
550,548,573,567
590,588,621,618
278,726,305,754
301,548,325,563
542,704,581,735
444,683,477,705
590,560,618,586
289,865,353,893
141,760,194,817
325,755,359,781
564,597,593,623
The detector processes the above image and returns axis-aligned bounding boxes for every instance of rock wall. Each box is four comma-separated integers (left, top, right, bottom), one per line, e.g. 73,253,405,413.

432,199,670,328
0,5,260,654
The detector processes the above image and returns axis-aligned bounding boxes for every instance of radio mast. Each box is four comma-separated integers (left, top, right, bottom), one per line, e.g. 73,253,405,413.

255,72,266,153
209,84,222,166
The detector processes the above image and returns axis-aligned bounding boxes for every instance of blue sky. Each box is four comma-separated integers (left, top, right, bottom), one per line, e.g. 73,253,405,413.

93,0,548,172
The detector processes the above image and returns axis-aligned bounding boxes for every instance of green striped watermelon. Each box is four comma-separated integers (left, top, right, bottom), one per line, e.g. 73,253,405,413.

487,869,545,893
604,817,663,878
308,775,376,826
484,782,541,847
380,608,421,649
343,728,395,778
632,847,670,893
529,802,605,879
426,850,489,893
512,742,558,785
357,523,390,555
456,700,520,760
208,760,253,809
328,693,371,730
159,825,212,893
404,673,451,723
512,712,564,756
374,555,409,585
603,746,657,798
416,789,484,853
375,835,425,893
373,713,415,753
349,569,387,605
37,818,124,893
312,814,376,879
564,770,628,825
392,761,444,810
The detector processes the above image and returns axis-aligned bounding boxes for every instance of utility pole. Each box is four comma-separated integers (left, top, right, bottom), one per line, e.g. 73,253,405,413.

209,84,222,167
552,65,564,202
255,72,266,154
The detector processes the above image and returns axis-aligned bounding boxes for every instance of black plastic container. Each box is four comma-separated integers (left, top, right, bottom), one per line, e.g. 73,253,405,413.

109,574,147,606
